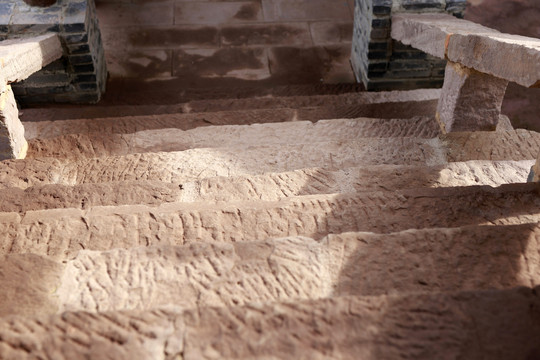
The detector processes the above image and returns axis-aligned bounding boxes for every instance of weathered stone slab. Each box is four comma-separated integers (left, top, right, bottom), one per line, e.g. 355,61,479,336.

391,13,497,59
392,13,540,87
0,33,62,84
436,61,508,132
447,32,540,88
0,85,27,160
0,288,538,359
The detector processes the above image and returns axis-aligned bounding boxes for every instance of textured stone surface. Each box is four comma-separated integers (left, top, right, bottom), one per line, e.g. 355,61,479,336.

27,117,441,159
0,288,538,360
0,138,447,190
0,223,538,316
1,184,540,261
0,160,531,212
0,86,27,160
436,61,508,132
21,87,441,124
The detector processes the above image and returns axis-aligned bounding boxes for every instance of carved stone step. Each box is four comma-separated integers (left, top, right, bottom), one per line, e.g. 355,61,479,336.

0,287,538,359
0,138,447,190
20,88,440,122
0,161,531,213
2,223,538,317
27,117,441,159
1,183,539,261
22,100,439,140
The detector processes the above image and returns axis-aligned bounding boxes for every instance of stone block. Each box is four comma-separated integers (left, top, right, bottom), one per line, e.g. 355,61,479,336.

392,13,540,88
447,33,540,88
391,13,496,59
0,86,27,160
436,61,508,133
0,33,62,83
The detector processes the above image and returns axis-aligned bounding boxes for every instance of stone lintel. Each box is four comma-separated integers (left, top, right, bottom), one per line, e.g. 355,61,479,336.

0,33,62,84
0,85,27,160
391,13,497,59
436,61,508,133
392,13,540,88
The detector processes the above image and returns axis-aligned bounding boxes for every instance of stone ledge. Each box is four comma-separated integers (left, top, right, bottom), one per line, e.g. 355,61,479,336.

0,33,62,83
391,13,540,87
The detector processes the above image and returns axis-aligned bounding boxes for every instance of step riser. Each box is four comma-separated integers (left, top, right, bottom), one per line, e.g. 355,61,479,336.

0,288,537,360
0,140,445,190
20,88,440,122
23,101,438,140
27,117,441,160
0,161,531,213
445,130,540,162
2,185,539,261
4,224,538,317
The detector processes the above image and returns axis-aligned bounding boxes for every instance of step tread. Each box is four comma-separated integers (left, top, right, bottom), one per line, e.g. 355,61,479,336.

23,100,438,139
4,223,538,317
20,88,440,122
0,161,531,213
26,117,441,159
2,183,540,261
0,287,538,359
0,138,447,189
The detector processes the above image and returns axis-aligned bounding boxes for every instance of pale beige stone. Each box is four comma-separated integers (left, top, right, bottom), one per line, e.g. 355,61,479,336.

447,32,540,88
27,117,441,159
0,33,62,83
391,13,540,87
0,288,538,359
0,184,539,262
391,13,497,59
0,85,27,160
436,61,508,132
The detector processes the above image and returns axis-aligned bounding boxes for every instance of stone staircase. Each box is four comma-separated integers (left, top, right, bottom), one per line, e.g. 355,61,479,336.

0,82,539,359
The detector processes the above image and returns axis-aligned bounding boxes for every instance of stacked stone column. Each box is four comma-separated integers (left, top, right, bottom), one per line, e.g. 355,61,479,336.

351,0,466,91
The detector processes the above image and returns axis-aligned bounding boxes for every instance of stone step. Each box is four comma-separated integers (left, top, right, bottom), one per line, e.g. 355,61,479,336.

20,88,439,121
1,183,540,261
23,98,438,140
0,138,446,190
26,117,441,159
6,129,540,190
0,161,531,213
0,287,537,359
444,130,540,162
3,223,538,317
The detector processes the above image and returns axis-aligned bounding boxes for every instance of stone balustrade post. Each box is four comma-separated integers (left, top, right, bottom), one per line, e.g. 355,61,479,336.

0,33,62,160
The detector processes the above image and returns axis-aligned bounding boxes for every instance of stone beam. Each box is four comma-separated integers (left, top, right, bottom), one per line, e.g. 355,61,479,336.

392,13,540,88
0,33,62,160
0,33,62,84
392,13,540,133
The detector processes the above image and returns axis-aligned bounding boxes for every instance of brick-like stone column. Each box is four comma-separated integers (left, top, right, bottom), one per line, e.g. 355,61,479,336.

1,0,107,105
0,85,26,160
436,61,508,133
351,0,466,91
